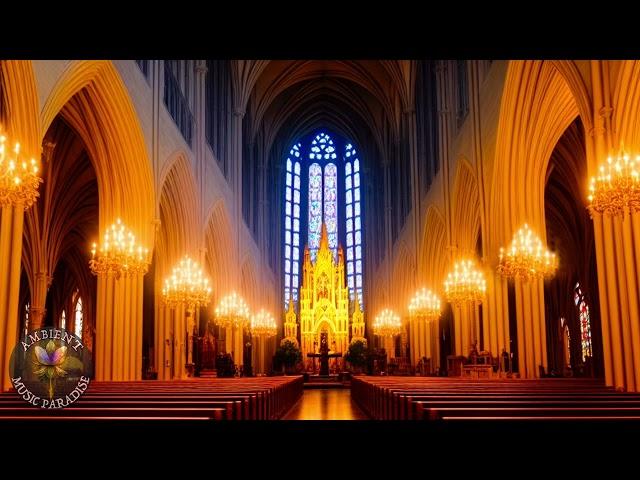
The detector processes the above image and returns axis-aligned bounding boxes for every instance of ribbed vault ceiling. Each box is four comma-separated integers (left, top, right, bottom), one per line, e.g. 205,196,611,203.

245,60,411,164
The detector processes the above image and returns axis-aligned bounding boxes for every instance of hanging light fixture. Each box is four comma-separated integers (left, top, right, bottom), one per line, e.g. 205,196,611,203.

89,218,150,278
498,223,558,281
0,127,42,208
408,287,442,322
588,150,640,216
214,292,250,330
443,258,486,306
373,309,403,338
162,255,212,312
250,309,277,338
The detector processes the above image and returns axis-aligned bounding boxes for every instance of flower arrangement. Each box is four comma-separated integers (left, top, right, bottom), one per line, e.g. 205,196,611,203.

275,338,302,369
344,338,369,369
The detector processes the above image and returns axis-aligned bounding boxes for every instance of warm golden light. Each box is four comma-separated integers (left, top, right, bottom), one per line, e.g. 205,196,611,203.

443,258,486,305
408,287,442,321
214,292,250,330
162,255,212,312
89,218,150,278
373,309,403,338
250,309,277,338
0,127,42,208
588,151,640,215
498,223,558,281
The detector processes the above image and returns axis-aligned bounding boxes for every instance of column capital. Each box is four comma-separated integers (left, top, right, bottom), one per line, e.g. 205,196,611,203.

233,108,246,117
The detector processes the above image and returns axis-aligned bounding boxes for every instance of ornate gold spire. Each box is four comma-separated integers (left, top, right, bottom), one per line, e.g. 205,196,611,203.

284,291,298,340
352,290,365,339
319,222,329,251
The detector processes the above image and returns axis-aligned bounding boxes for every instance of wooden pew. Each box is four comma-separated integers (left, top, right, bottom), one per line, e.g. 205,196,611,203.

351,376,640,421
0,376,304,421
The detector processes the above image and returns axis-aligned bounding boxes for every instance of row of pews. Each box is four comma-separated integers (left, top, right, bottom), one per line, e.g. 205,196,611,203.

351,376,640,421
0,376,304,421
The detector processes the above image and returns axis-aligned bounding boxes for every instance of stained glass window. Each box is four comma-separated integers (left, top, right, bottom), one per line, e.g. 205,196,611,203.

284,143,302,308
344,143,363,305
75,297,84,340
24,302,30,337
283,134,364,309
324,163,338,259
60,310,66,330
574,283,592,363
308,162,323,262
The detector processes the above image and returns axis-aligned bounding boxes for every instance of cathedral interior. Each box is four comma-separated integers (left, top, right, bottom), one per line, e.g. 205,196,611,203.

2,59,640,429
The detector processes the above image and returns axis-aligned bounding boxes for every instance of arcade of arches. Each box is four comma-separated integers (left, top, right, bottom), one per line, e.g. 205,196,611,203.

2,59,640,403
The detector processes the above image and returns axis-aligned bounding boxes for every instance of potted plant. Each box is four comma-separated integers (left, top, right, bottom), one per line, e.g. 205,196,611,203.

274,338,302,375
344,338,368,375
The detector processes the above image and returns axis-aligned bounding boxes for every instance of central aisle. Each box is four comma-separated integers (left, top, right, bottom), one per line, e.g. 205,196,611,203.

282,388,369,420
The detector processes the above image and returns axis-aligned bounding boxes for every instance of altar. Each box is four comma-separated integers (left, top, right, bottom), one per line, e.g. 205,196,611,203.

307,331,342,376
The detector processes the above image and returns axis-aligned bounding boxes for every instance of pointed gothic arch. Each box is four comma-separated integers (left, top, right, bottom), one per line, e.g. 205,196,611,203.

40,60,155,245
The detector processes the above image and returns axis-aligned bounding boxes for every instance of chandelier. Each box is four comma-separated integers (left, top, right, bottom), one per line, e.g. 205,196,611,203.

250,309,277,338
443,259,486,305
498,223,558,281
89,218,150,278
162,256,212,312
0,128,42,209
373,309,403,338
588,151,640,215
408,287,442,321
214,292,250,330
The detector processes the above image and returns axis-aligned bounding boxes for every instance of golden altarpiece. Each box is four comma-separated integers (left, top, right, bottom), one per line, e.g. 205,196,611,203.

284,223,364,371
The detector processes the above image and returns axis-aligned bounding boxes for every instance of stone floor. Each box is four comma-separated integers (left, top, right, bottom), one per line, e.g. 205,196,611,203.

282,388,369,420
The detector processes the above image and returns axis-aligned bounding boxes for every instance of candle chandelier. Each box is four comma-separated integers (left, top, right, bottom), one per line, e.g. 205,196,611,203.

0,128,42,209
214,292,250,330
408,287,442,321
498,223,558,281
89,218,150,278
162,255,212,312
588,151,640,216
373,309,403,338
250,309,277,338
443,258,486,305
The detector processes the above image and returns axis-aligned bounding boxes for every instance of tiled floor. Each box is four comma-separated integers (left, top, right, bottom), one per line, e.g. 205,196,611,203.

282,388,369,420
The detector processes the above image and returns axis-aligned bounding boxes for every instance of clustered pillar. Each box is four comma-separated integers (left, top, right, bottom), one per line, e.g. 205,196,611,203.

95,272,145,381
0,204,25,391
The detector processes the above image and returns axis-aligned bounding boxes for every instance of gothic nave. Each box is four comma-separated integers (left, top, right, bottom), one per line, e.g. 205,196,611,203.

2,59,640,434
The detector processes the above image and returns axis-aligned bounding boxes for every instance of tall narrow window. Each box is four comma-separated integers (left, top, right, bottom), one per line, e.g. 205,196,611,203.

345,143,363,305
574,283,592,363
284,143,302,309
24,302,30,337
75,297,84,340
324,163,338,258
60,310,66,330
308,163,323,262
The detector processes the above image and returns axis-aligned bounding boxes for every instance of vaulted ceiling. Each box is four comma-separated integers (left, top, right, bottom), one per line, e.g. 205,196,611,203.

239,60,414,166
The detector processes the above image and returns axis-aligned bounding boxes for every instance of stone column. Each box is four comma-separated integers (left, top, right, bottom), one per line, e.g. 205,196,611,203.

587,60,640,391
0,204,26,391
